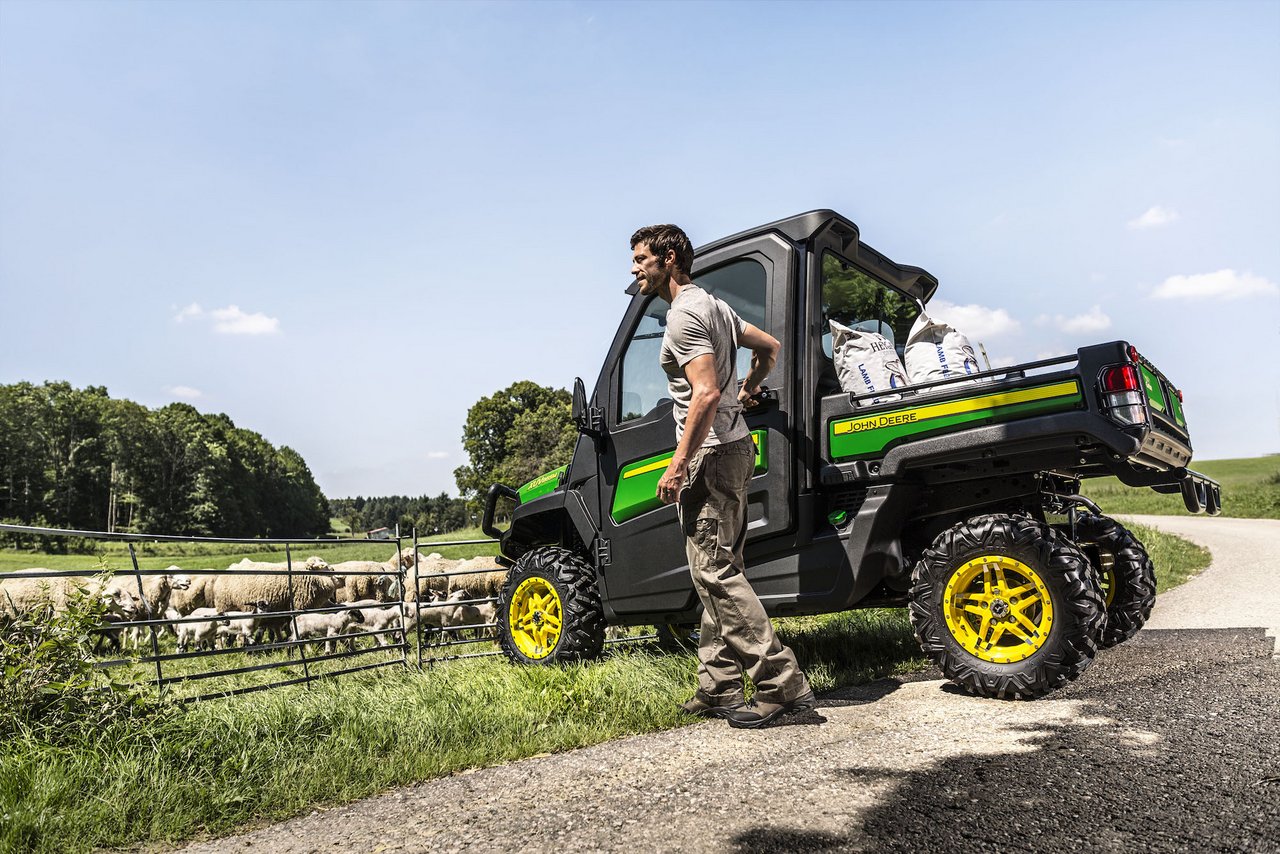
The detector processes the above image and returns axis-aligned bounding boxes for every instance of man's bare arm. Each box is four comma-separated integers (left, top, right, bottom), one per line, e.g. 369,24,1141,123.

737,322,779,408
656,353,719,505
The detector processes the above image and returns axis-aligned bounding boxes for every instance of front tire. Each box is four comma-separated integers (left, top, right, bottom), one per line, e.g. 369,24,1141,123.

909,514,1105,700
1066,513,1156,649
497,547,605,665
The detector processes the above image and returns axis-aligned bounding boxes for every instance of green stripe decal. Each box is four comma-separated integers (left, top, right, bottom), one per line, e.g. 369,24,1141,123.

828,380,1084,460
611,430,767,524
1140,365,1167,413
517,465,569,503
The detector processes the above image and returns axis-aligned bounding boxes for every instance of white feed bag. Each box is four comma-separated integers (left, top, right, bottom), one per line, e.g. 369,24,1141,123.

830,320,908,405
904,307,985,388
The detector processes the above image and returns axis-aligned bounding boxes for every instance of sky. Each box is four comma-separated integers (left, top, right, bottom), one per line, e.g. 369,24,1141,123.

1,0,1277,499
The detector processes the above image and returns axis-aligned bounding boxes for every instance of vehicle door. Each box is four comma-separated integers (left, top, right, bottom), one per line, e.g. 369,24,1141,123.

596,233,797,618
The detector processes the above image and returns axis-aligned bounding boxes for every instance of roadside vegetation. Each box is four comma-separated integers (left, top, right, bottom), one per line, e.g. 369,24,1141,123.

1082,456,1279,520
1,524,1210,853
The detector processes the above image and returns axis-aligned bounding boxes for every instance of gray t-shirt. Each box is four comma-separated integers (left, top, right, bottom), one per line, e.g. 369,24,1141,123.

659,285,750,447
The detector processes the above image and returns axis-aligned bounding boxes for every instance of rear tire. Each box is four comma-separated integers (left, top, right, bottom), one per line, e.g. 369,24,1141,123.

909,514,1105,700
1066,513,1156,649
497,547,604,665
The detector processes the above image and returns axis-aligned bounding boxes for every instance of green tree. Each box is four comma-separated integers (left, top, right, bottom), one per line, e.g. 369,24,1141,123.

453,381,576,500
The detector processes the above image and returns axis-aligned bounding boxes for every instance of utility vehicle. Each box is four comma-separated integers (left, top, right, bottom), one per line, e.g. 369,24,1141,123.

482,210,1221,699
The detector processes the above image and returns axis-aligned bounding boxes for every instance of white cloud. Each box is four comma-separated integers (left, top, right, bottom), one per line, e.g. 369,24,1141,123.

1036,305,1112,335
1128,206,1179,230
1151,269,1279,301
173,303,204,322
209,305,279,335
173,302,280,334
928,300,1020,340
166,385,202,399
426,451,450,460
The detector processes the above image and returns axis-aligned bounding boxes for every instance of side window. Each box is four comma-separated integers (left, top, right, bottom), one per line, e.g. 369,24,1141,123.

821,251,919,361
618,258,769,423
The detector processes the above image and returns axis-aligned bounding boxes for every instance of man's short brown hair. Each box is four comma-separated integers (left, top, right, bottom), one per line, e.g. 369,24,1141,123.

631,224,694,275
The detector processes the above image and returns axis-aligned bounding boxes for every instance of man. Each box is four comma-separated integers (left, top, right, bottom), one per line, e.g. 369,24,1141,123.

630,223,815,729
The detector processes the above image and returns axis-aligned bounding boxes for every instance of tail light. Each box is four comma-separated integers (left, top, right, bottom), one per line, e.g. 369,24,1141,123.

1099,364,1147,427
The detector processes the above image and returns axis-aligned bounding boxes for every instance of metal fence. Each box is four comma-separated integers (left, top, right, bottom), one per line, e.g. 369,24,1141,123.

0,522,655,704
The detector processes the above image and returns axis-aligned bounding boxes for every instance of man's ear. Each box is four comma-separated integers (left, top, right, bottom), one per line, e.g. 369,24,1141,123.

662,248,677,269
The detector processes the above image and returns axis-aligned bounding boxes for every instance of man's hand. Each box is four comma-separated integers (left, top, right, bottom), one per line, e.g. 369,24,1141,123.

738,385,761,410
657,457,688,505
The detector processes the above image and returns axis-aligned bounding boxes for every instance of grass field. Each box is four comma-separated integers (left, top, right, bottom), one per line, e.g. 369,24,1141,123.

0,524,1212,853
0,526,498,573
1081,455,1279,519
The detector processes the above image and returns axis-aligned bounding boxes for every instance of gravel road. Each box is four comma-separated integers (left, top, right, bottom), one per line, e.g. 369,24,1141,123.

176,516,1280,854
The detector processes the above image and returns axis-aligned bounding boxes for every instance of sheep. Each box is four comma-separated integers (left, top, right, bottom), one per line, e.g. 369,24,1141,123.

446,557,508,599
177,607,230,653
333,599,413,648
124,571,192,650
214,601,272,648
166,572,215,619
438,588,500,639
331,548,415,603
402,552,455,601
288,608,365,655
0,569,141,621
207,564,341,645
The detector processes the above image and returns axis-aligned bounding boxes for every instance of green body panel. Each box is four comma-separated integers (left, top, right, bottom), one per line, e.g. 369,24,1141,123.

828,381,1084,460
611,429,767,524
517,465,569,503
1140,364,1167,414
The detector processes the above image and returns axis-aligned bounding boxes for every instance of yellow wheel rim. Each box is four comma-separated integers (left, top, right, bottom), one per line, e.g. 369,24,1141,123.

943,555,1055,664
1098,554,1117,607
509,576,563,660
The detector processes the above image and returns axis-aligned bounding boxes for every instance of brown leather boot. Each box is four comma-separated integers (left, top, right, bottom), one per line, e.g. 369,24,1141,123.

678,693,746,719
724,690,817,729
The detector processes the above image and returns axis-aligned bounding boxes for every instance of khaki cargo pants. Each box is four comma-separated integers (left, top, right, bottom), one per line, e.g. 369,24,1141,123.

678,435,810,704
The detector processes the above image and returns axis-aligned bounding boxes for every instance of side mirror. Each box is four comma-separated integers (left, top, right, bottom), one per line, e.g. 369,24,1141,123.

571,377,603,436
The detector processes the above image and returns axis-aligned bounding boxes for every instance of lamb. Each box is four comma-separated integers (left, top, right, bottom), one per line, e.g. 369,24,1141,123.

207,564,341,645
0,569,140,621
288,608,365,655
439,588,499,639
177,607,230,653
214,601,272,648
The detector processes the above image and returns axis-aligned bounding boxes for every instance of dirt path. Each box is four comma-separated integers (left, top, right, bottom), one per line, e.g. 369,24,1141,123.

1122,514,1280,654
176,516,1280,854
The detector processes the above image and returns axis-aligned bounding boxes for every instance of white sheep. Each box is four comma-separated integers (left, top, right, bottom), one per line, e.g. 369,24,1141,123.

288,608,366,655
214,601,272,648
177,607,229,653
0,569,141,621
207,566,341,645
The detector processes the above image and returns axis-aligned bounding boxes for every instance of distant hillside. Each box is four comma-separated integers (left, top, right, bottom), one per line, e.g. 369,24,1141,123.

1082,456,1279,519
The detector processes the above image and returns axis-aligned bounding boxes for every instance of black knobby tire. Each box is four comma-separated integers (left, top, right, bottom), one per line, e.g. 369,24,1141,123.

497,546,605,665
1067,513,1157,649
908,514,1106,700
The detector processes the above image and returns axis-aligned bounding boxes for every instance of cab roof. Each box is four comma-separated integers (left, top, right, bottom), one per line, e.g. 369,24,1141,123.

695,209,939,304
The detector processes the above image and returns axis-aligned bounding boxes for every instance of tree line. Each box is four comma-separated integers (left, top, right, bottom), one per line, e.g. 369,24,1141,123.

0,381,330,539
327,494,473,538
0,378,578,545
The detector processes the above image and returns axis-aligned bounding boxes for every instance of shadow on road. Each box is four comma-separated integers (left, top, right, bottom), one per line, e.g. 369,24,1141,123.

732,628,1280,853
